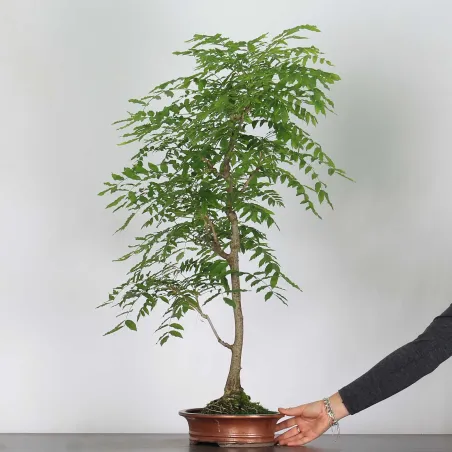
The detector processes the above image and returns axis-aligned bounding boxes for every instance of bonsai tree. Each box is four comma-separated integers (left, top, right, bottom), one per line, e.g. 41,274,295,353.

98,24,349,414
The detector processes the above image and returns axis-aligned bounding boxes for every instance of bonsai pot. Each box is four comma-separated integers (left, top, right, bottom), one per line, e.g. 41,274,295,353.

179,408,283,447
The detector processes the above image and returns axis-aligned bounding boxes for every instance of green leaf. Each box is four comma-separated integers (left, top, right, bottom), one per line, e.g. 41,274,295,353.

134,165,148,175
247,42,256,52
103,322,124,336
128,191,137,203
160,162,169,173
211,261,228,276
223,297,236,309
106,195,125,209
264,291,273,301
98,188,111,196
146,163,158,173
125,320,137,331
176,252,184,262
112,173,124,181
123,168,140,180
270,273,279,288
197,79,207,89
170,323,184,330
170,330,183,338
115,213,136,233
128,98,146,105
160,336,169,346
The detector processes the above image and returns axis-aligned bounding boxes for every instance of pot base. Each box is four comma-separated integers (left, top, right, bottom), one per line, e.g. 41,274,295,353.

190,440,275,448
180,408,282,447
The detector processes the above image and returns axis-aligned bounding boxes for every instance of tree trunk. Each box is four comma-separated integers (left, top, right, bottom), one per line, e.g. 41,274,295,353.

224,210,244,395
222,110,248,396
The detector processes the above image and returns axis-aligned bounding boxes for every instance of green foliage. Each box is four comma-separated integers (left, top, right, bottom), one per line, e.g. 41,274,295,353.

99,24,349,342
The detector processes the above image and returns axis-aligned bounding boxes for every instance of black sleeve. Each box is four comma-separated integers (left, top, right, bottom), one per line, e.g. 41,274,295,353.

338,303,452,415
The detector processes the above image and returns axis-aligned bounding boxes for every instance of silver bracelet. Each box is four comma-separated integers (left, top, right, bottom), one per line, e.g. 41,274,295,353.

323,397,340,440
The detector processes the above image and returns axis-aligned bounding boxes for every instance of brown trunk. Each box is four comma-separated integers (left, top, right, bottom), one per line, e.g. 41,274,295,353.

222,109,249,396
224,210,244,395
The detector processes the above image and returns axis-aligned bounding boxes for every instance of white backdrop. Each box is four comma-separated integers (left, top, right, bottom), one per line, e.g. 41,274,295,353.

1,0,451,434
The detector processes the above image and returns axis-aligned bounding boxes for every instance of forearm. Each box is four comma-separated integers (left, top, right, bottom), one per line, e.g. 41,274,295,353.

338,303,452,415
328,392,349,420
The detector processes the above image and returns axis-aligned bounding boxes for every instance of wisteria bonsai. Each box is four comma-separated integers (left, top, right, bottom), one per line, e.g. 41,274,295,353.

98,24,348,415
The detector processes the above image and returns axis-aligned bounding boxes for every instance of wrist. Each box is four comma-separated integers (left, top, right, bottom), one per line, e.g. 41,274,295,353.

327,392,349,421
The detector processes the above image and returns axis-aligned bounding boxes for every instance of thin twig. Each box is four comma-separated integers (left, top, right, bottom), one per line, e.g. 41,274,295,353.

195,305,232,350
204,215,230,260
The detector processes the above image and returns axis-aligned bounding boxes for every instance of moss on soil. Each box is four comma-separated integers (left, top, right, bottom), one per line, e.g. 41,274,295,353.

200,390,277,415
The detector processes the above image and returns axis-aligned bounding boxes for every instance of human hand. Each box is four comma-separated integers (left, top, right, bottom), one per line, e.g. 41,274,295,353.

275,393,349,447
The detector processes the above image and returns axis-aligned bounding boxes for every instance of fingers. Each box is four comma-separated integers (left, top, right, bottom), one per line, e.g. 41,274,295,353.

275,417,297,433
274,425,299,444
286,435,312,447
278,405,304,416
276,429,307,447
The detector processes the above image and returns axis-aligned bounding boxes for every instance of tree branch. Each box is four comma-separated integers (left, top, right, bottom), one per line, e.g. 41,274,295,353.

194,305,232,350
204,215,230,260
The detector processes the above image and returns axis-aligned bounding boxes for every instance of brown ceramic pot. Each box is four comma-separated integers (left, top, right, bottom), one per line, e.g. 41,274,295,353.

179,408,283,447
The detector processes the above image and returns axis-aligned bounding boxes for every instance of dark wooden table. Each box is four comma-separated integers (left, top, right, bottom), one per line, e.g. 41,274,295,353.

0,434,450,451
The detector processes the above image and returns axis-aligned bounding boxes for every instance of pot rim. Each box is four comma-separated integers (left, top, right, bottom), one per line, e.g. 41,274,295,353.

179,408,283,419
